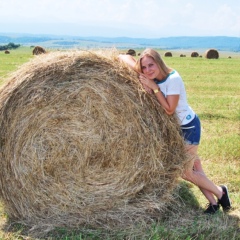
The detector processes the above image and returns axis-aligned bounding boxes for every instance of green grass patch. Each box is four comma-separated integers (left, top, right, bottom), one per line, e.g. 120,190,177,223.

0,46,33,85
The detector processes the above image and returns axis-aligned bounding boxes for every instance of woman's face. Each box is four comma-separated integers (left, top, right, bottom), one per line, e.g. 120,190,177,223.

141,56,160,80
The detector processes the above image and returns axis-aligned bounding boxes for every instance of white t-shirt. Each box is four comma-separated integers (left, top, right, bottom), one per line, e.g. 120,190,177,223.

155,70,195,125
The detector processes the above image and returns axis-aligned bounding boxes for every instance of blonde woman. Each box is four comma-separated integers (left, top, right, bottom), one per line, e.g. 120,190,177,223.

119,48,231,214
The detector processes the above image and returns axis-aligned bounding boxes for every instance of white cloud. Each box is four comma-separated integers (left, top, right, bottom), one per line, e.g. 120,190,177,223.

213,4,240,33
0,0,239,37
184,3,240,36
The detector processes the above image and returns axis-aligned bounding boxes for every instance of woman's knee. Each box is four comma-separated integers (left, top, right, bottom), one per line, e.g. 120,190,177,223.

182,170,193,181
193,159,202,170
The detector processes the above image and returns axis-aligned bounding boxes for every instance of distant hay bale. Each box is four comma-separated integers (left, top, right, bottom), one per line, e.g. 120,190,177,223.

191,52,199,57
205,49,219,59
0,50,187,233
126,49,136,56
180,54,186,57
4,50,10,54
32,46,46,55
164,52,172,57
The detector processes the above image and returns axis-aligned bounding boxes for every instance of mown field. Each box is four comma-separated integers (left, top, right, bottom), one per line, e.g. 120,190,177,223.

0,47,239,239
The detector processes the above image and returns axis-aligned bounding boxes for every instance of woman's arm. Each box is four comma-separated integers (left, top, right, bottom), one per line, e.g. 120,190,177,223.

118,54,137,70
155,93,179,115
139,74,179,115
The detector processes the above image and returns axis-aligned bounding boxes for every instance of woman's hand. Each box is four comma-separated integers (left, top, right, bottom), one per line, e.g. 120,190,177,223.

139,74,158,92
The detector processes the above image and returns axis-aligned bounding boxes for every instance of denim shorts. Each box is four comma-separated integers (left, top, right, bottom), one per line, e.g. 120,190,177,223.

180,115,201,145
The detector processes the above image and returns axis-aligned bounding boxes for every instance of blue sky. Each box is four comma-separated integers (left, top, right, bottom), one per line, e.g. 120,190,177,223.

1,0,240,38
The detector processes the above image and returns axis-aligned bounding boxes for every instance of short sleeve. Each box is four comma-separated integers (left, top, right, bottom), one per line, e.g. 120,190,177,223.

166,75,183,95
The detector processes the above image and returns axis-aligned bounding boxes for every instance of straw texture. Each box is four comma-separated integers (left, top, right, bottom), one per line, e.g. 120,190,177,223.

0,50,187,233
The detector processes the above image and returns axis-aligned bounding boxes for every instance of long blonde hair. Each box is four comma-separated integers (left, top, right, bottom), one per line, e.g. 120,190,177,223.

135,48,172,78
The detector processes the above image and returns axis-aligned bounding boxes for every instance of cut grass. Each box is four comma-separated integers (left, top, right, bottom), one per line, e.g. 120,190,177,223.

0,46,33,85
0,48,239,239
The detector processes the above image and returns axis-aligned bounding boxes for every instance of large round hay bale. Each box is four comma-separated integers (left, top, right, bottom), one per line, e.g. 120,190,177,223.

126,49,136,56
0,50,187,233
205,49,219,59
164,52,172,57
191,52,199,57
32,46,46,55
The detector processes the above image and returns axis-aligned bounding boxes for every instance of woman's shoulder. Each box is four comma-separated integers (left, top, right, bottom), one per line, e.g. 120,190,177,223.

167,70,184,86
168,70,182,80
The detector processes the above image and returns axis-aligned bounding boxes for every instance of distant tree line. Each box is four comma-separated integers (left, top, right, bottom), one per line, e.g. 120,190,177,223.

0,42,20,51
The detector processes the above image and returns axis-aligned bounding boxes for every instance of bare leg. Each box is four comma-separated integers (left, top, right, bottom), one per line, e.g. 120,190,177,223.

182,145,223,204
193,158,218,204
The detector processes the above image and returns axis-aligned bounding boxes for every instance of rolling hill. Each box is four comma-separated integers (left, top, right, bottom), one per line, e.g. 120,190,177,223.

0,33,239,52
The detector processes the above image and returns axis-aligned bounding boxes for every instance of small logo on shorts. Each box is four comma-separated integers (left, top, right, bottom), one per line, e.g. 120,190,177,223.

186,115,192,120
